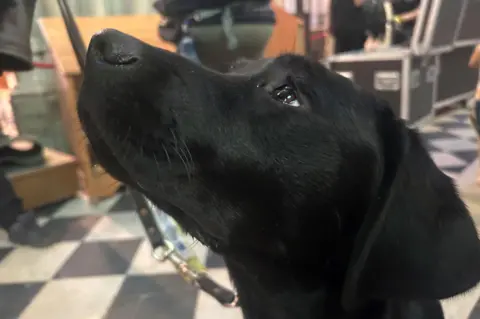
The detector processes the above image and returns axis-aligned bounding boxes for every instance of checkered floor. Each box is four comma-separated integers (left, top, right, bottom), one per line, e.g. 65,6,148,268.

0,193,242,319
0,108,479,319
418,108,478,180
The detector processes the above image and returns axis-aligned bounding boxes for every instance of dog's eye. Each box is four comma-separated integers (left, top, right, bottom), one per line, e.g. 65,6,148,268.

273,85,300,107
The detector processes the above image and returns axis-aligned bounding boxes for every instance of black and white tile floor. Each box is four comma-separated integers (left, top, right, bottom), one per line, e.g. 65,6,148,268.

419,108,478,181
0,193,241,319
0,108,479,319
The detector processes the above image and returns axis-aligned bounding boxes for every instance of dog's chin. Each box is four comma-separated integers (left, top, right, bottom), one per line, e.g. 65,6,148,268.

86,133,177,200
83,124,229,250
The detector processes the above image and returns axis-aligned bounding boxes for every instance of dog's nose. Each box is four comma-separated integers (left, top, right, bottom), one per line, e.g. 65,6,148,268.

89,29,140,66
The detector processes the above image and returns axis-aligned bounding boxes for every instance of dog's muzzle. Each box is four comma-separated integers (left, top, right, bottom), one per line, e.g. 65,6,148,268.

88,29,141,67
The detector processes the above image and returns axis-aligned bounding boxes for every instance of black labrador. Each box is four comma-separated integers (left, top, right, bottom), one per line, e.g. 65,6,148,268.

77,29,480,319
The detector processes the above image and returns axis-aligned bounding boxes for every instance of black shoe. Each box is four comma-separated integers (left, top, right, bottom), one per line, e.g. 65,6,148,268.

7,211,56,248
0,133,44,166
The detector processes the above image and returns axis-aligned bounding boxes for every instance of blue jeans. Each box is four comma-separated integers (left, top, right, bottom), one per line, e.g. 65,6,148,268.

177,35,200,63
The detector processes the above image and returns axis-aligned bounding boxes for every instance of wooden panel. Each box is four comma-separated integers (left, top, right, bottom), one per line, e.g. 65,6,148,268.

7,148,79,210
264,4,304,57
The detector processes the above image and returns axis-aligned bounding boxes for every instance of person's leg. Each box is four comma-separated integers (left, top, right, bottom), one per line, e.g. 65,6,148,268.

0,73,19,137
0,170,21,229
0,169,54,247
190,24,274,72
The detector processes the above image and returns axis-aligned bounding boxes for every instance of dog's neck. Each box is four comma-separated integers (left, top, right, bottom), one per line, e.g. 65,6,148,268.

224,256,383,319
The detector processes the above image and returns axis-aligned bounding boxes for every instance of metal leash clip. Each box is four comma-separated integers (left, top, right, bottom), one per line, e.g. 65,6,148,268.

152,240,239,307
152,240,176,262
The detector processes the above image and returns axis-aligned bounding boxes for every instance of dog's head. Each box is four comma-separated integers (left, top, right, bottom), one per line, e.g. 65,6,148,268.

78,29,480,307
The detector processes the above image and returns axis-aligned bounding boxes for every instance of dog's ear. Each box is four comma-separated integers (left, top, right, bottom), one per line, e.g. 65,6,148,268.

342,103,480,310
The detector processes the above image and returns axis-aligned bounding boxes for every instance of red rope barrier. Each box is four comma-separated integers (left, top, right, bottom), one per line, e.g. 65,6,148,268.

32,61,55,69
311,31,328,41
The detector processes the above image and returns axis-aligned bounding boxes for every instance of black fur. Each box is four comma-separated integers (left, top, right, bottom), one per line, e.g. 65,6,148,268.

77,29,480,319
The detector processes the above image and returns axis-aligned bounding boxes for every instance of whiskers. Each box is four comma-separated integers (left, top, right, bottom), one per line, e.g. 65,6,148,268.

75,107,195,183
161,144,171,167
170,129,194,181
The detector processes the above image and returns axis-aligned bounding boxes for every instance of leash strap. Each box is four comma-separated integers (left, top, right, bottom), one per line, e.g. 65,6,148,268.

129,188,239,307
130,189,167,249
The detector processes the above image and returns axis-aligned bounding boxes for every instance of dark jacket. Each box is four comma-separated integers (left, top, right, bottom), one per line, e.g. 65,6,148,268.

156,0,271,19
391,0,420,29
0,0,37,72
330,0,366,36
361,0,420,38
0,0,16,18
156,0,275,44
